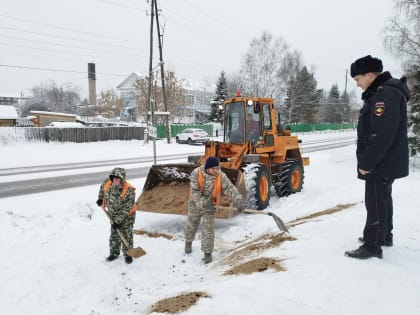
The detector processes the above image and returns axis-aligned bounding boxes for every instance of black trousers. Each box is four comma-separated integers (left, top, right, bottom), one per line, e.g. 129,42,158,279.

363,178,394,252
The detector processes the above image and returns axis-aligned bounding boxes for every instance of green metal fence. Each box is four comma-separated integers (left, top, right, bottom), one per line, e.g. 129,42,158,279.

155,124,213,139
283,122,356,133
154,122,354,139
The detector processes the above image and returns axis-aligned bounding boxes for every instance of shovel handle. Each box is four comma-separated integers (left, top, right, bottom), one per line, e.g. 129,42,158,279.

101,207,130,248
242,209,271,215
215,206,270,216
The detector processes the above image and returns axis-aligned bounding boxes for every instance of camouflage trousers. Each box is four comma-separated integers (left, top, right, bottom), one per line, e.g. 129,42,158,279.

109,215,135,256
184,207,215,254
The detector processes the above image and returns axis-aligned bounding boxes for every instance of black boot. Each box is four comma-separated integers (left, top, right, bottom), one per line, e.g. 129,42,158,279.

124,256,133,264
358,237,393,247
106,254,119,262
204,253,212,264
345,246,382,259
185,241,192,254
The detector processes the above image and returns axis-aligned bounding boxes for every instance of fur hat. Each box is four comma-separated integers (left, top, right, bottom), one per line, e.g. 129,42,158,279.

205,157,219,169
350,55,383,77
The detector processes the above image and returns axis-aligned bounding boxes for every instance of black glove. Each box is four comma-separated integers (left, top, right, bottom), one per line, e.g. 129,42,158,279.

206,203,216,213
237,203,245,213
96,199,103,207
111,222,120,230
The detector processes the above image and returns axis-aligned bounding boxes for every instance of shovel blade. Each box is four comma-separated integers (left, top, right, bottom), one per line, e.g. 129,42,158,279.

268,212,289,233
126,247,146,258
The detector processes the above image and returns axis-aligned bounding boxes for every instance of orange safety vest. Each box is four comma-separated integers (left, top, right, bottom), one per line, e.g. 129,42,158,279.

197,168,223,205
102,180,137,215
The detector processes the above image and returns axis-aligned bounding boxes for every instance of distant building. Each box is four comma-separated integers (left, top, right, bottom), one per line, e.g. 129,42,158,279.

29,110,77,127
0,96,19,105
116,72,143,120
0,105,19,126
116,73,212,123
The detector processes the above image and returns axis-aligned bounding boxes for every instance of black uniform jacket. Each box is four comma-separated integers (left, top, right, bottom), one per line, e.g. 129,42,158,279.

356,71,410,180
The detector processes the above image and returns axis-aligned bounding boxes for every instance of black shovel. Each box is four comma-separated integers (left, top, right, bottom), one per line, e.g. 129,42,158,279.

216,206,289,233
102,208,146,258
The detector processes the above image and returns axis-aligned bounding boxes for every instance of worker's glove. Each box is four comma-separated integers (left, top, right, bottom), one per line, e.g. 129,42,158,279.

111,222,120,230
206,202,216,213
96,199,103,207
236,203,245,213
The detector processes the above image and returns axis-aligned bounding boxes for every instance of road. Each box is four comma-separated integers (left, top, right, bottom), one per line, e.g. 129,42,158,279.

0,136,355,198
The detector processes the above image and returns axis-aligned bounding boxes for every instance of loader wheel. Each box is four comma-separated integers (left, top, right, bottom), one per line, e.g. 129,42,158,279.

176,137,180,143
275,159,304,197
244,163,271,210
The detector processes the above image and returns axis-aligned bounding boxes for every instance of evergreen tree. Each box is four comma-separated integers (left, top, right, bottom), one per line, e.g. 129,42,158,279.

407,64,420,156
324,84,341,122
210,70,228,123
340,91,352,122
284,66,320,123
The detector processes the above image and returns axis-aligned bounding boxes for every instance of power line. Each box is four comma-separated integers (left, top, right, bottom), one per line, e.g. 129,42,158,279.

0,34,144,58
0,64,128,77
0,13,141,44
0,26,146,50
96,0,146,12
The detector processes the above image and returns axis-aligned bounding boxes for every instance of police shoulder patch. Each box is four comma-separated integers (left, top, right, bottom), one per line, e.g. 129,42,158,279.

373,102,385,116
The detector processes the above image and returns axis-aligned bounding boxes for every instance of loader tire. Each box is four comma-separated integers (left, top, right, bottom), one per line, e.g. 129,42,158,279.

244,163,270,210
275,159,304,197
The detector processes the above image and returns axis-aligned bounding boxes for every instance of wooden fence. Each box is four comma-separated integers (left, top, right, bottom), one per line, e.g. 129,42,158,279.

0,127,145,144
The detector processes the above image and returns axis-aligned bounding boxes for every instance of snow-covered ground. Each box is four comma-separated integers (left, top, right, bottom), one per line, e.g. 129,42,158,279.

1,131,419,314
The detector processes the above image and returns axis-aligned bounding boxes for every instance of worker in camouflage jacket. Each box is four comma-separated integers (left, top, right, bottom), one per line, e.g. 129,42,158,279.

96,167,137,264
184,157,245,264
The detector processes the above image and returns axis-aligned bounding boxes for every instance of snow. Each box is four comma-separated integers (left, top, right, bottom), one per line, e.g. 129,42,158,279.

0,105,18,119
1,131,419,315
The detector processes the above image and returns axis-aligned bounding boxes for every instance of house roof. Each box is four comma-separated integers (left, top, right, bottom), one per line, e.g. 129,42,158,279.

0,105,18,119
30,110,76,118
116,72,143,90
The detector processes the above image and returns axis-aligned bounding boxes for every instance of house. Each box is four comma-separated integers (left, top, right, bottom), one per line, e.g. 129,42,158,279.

116,72,143,120
0,105,18,127
116,72,212,123
0,96,19,105
29,110,77,127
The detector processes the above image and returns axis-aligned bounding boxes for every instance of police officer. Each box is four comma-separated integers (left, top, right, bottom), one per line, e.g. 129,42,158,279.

184,157,245,264
345,55,409,259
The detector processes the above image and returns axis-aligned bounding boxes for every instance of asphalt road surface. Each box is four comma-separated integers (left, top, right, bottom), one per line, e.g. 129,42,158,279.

0,136,355,198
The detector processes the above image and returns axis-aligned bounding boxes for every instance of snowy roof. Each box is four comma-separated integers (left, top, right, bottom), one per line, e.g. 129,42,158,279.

30,110,76,118
0,105,18,119
116,72,143,90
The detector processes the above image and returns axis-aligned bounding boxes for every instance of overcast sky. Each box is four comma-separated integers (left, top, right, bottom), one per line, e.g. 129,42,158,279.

1,0,402,98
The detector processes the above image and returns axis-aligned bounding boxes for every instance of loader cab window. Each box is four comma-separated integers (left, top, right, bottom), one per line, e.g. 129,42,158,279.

225,101,245,143
262,104,272,130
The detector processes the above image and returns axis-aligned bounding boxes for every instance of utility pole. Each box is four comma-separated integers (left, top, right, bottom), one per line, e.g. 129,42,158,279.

146,0,157,164
154,0,171,143
344,69,348,96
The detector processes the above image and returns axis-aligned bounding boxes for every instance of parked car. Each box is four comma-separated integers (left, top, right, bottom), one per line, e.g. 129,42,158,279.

175,128,210,145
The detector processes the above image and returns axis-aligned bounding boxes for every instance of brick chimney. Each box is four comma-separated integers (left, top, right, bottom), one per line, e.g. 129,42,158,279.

88,62,96,105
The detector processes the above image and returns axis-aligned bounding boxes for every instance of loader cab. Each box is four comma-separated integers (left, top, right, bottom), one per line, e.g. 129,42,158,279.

225,99,263,144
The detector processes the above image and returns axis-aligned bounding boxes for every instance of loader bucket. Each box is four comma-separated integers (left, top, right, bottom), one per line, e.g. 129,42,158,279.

135,163,246,219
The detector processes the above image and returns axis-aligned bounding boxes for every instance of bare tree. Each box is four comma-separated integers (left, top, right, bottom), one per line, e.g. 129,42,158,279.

239,31,289,99
133,69,190,123
96,89,124,118
383,0,420,62
21,80,81,116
